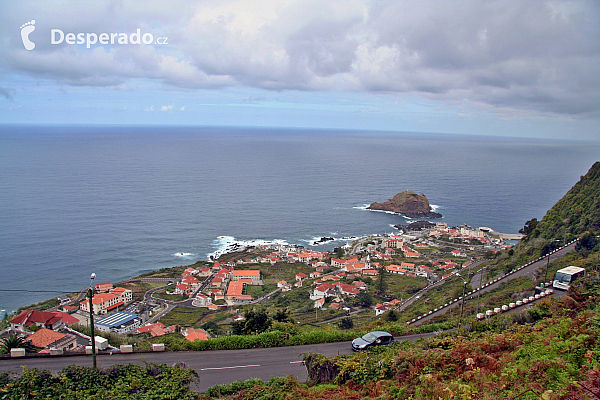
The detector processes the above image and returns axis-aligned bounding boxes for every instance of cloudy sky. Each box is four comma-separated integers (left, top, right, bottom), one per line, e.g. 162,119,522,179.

1,0,599,140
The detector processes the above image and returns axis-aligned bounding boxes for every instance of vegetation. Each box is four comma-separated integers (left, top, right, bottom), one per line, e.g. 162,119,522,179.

0,363,199,399
198,274,600,399
15,297,61,315
5,163,600,398
522,161,600,244
0,334,34,354
231,308,271,335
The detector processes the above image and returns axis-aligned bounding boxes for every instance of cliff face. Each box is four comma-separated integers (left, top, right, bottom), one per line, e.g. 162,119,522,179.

367,190,442,218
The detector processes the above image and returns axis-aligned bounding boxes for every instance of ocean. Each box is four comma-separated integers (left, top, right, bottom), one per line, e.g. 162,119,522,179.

0,124,598,315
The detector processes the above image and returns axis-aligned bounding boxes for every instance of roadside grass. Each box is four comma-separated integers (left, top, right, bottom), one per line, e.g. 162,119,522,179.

16,297,60,314
159,306,209,327
383,274,428,301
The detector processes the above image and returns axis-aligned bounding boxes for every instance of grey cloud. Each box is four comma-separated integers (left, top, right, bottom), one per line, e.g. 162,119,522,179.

1,0,599,118
0,87,16,100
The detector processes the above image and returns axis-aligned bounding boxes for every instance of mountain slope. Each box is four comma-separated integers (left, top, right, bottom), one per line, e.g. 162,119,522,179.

523,161,600,243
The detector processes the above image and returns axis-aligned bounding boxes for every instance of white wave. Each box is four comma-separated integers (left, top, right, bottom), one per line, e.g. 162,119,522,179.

357,203,443,219
207,236,290,260
356,204,405,216
172,252,196,259
340,236,361,242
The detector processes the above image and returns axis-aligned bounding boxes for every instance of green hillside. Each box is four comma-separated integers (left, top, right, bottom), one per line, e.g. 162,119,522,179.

521,161,600,244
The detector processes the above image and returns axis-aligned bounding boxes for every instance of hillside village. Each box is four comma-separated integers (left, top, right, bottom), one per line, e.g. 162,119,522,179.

2,222,513,352
2,161,599,399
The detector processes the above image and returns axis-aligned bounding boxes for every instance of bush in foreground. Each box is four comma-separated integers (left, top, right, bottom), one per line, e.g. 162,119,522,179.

0,363,199,400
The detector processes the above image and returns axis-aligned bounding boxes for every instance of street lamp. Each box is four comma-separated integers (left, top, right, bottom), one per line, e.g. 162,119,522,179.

88,273,97,368
476,266,487,315
542,240,561,287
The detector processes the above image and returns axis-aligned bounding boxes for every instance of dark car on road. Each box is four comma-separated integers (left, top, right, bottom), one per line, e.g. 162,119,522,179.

351,331,394,351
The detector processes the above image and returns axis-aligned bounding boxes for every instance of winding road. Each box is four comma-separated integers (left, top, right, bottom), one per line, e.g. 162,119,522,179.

411,241,577,325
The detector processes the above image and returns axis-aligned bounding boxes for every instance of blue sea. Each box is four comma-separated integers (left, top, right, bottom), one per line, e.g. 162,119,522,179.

0,124,598,315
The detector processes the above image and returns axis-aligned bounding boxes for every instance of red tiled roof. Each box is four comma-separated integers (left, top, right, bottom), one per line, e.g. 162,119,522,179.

232,270,260,277
315,283,336,292
110,287,129,295
50,312,79,326
184,328,209,342
137,322,166,334
10,310,78,328
27,328,69,348
86,293,118,305
105,301,124,311
95,282,113,290
226,281,244,297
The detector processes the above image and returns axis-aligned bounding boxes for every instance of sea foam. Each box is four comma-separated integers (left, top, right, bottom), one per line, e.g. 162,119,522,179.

207,236,290,260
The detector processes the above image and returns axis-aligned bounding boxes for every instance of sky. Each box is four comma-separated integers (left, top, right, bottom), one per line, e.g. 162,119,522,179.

0,0,599,140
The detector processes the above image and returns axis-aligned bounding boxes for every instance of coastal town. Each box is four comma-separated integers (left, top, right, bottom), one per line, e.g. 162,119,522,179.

1,222,518,354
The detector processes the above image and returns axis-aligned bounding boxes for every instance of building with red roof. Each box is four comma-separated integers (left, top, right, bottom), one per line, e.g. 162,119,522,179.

386,265,407,274
94,282,113,293
231,270,262,284
136,322,175,337
182,276,200,286
110,287,133,304
174,283,192,295
79,292,124,315
310,283,337,300
10,310,79,331
226,281,245,299
295,272,308,281
183,328,209,342
337,283,360,296
26,328,77,351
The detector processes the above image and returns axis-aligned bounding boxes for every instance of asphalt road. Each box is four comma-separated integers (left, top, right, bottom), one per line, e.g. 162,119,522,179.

0,332,437,392
412,242,577,325
397,259,486,313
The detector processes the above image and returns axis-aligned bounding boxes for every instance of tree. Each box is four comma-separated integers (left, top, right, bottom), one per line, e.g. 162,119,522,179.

0,334,31,354
577,232,598,251
375,268,388,296
338,317,354,330
201,321,221,336
354,291,373,308
272,308,293,323
519,218,539,237
385,310,398,322
233,308,272,335
541,240,560,257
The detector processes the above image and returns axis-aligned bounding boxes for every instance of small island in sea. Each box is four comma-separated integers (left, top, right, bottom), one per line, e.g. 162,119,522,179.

367,190,442,219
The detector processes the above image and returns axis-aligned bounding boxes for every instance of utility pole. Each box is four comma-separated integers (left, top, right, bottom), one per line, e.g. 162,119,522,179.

476,266,486,315
88,273,97,369
456,273,467,332
543,253,550,287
